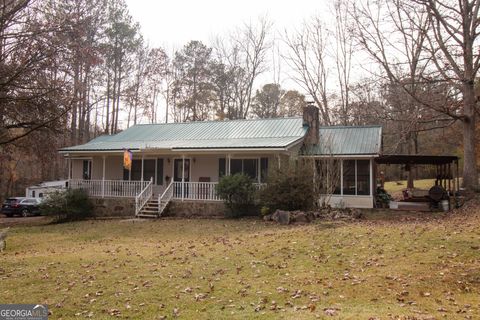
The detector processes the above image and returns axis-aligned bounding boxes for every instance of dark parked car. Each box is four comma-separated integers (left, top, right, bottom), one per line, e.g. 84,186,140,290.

1,197,42,217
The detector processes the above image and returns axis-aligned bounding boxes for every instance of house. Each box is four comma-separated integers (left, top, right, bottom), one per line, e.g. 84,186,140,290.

59,106,382,217
25,180,68,198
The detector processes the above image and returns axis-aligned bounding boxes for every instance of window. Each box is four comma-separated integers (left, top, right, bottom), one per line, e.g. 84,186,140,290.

315,159,341,194
143,160,155,183
343,160,356,195
342,160,371,196
39,193,44,198
230,159,258,180
127,159,157,182
230,159,242,175
82,160,92,180
356,160,370,195
219,158,226,177
131,160,142,181
243,159,257,179
32,190,36,197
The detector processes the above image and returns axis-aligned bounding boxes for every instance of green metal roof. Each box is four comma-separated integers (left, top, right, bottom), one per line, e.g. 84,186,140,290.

60,117,308,152
301,125,382,156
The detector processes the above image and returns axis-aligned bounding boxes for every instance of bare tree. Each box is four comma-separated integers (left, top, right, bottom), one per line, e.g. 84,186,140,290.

352,0,479,189
213,17,272,119
284,17,332,125
419,0,480,189
333,0,354,125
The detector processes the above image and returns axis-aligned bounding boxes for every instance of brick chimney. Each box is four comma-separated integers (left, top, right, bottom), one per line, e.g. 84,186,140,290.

302,104,319,145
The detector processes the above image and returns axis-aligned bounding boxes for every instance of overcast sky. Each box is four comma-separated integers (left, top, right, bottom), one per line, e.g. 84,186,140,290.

125,0,331,49
123,0,343,124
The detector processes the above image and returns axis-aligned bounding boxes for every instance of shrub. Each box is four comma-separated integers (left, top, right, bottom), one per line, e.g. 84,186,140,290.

258,159,314,211
216,174,256,218
260,206,270,216
40,189,94,222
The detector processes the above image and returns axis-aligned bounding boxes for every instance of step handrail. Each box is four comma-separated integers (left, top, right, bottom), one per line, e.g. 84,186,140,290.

135,177,153,216
158,180,174,215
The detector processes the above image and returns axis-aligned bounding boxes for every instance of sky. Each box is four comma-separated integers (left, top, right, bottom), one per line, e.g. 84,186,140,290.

125,0,331,49
122,0,343,124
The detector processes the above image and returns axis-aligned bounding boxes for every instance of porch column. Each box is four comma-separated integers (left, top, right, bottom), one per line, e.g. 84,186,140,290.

68,156,72,180
369,158,373,196
181,155,185,201
340,160,344,196
257,158,261,183
141,154,144,182
227,154,231,175
102,155,106,198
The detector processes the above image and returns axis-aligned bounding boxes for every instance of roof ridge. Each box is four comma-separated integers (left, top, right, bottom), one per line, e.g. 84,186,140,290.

319,125,382,129
131,116,302,127
104,135,306,142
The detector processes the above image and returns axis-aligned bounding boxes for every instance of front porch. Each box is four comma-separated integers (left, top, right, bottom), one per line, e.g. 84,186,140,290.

68,179,223,201
66,152,274,216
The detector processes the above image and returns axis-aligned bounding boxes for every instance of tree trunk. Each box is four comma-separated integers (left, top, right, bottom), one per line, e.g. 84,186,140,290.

462,82,478,189
105,71,111,134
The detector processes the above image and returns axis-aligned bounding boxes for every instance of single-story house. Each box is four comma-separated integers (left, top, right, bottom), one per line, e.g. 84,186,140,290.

59,106,382,217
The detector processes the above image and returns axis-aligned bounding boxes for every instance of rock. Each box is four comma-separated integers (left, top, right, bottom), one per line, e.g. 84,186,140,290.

292,211,310,223
306,211,315,221
272,210,290,225
350,208,363,219
263,214,272,221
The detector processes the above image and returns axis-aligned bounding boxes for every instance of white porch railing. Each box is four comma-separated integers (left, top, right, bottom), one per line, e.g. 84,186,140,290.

69,179,151,198
135,178,153,216
173,181,221,201
171,181,265,201
69,179,265,203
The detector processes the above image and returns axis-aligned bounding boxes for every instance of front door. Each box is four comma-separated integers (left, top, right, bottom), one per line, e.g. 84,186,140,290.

174,159,190,198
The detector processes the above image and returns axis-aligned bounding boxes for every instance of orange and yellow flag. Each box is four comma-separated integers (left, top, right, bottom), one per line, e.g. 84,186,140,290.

123,149,132,171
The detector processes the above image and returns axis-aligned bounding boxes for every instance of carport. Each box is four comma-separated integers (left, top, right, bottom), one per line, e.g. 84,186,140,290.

375,154,460,210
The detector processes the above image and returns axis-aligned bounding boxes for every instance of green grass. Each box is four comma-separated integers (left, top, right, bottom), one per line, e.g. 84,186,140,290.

384,179,437,193
1,213,480,319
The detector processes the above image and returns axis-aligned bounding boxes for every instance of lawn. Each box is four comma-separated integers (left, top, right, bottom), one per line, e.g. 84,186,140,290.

1,209,479,319
384,179,437,194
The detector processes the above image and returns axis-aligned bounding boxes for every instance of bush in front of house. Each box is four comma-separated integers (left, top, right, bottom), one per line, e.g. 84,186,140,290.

258,160,315,212
216,174,256,218
40,189,94,222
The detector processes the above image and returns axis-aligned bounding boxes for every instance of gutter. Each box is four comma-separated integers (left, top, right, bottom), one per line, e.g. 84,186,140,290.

299,154,379,158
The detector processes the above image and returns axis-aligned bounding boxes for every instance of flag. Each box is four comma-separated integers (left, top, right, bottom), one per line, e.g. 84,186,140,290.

123,149,132,171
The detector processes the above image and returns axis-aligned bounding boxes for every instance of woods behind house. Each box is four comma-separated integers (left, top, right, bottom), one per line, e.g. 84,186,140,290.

1,0,479,198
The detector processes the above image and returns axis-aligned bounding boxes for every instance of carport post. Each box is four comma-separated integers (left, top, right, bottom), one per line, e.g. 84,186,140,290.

456,160,460,192
102,155,106,198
